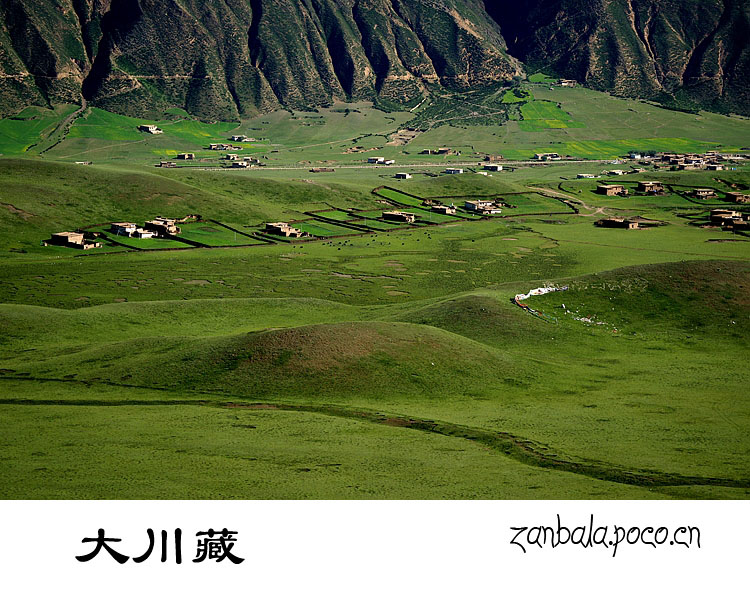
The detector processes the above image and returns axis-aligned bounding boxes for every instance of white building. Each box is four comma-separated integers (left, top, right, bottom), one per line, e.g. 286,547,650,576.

445,168,464,175
110,222,137,237
465,200,501,214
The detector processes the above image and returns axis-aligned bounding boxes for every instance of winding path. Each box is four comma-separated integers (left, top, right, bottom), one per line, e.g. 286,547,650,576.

1,381,747,491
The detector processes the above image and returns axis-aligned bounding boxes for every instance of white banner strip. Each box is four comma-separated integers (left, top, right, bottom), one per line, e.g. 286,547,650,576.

1,500,747,599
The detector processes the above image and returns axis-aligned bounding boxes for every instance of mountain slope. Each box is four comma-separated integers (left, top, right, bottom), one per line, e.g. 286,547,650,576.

487,0,750,114
0,0,747,120
0,0,519,120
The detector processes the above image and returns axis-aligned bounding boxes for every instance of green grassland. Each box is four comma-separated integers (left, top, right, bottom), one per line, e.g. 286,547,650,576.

517,100,585,131
4,84,748,166
1,86,749,499
0,105,79,154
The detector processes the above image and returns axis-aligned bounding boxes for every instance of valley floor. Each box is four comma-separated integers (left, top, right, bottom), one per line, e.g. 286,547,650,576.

1,89,749,499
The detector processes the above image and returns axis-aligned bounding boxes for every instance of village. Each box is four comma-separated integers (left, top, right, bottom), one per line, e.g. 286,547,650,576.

40,124,741,250
45,216,193,249
45,172,750,250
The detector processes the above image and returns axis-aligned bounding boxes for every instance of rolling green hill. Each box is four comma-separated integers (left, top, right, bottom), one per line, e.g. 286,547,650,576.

1,260,748,498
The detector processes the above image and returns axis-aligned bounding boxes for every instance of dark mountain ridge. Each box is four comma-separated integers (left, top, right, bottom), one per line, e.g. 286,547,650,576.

0,0,747,120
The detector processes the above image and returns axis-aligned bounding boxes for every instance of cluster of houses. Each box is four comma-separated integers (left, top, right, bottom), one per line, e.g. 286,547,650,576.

594,181,748,202
626,151,746,171
47,216,185,250
138,124,163,135
228,155,261,168
710,209,750,230
596,181,664,196
111,217,182,238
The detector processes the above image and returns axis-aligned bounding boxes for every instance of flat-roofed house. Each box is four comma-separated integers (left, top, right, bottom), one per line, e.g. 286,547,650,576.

464,200,502,215
176,153,195,160
432,205,456,215
595,218,639,229
577,173,597,179
144,217,181,236
484,164,503,172
265,222,304,237
110,222,137,237
156,161,177,168
693,188,716,199
368,157,385,164
382,211,416,223
133,228,156,239
710,209,742,225
637,181,664,194
597,184,627,196
395,173,412,179
726,192,750,203
445,168,464,175
49,232,101,249
138,124,163,134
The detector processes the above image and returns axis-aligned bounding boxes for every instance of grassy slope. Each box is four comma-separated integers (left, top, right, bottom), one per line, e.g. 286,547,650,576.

1,261,748,499
1,91,749,499
0,105,78,154
5,84,749,166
